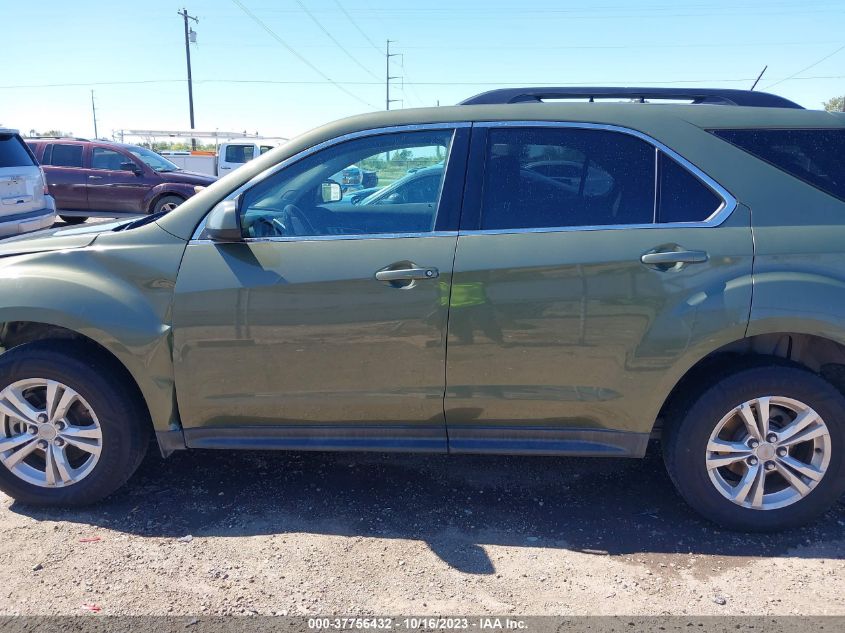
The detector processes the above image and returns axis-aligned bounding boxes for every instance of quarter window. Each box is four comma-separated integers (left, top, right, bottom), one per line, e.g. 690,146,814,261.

657,152,722,223
47,144,84,168
479,127,655,230
239,130,454,239
711,128,845,203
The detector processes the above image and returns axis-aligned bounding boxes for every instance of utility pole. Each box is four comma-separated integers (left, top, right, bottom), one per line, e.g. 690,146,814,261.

90,90,98,139
178,8,199,149
385,39,401,110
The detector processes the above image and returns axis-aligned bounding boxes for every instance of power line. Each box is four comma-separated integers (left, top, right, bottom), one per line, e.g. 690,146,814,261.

229,0,376,108
4,75,845,91
332,0,382,55
764,43,845,90
294,0,380,80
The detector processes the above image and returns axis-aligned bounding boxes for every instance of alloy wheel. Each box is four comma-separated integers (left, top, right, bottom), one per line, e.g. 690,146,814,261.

0,379,102,488
706,396,831,510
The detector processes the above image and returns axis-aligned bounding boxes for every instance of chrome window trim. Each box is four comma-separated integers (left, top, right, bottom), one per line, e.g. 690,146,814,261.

191,122,470,241
469,120,736,234
190,230,459,245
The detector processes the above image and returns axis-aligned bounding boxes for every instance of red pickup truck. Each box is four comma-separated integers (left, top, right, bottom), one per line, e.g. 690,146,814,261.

26,138,216,223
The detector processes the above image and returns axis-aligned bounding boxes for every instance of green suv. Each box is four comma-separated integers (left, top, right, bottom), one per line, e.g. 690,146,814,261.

0,87,843,531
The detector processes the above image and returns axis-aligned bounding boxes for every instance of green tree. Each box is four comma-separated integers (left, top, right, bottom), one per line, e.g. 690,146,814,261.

823,96,844,112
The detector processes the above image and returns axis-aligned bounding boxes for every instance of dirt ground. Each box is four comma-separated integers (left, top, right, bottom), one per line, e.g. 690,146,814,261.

0,447,841,616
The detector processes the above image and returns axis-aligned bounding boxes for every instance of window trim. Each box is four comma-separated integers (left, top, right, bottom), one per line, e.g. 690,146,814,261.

461,120,736,236
192,122,471,241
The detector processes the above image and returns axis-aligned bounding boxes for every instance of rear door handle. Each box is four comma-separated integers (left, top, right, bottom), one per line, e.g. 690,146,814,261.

641,250,709,266
88,175,104,180
375,267,439,282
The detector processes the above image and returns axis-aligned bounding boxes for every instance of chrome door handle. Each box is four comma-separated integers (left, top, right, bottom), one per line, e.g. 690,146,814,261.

375,267,439,282
88,175,104,180
641,250,709,266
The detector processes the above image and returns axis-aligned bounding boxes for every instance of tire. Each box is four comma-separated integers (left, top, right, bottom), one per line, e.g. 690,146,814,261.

151,195,184,215
0,340,150,506
59,215,87,225
663,363,845,531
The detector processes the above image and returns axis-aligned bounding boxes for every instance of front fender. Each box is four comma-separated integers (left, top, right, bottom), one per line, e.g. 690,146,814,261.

0,223,187,433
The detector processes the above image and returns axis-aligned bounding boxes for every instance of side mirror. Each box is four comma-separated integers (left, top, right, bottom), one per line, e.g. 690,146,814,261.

120,161,143,176
320,180,342,203
204,198,243,242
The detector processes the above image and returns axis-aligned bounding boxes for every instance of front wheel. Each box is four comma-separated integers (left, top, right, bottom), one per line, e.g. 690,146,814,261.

59,215,87,225
152,195,184,215
0,341,150,506
663,364,845,531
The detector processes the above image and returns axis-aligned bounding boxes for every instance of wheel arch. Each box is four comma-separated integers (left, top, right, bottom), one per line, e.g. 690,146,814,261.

144,187,188,214
654,332,845,440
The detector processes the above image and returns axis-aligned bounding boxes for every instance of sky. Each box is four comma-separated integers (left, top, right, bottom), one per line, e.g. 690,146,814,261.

2,0,845,142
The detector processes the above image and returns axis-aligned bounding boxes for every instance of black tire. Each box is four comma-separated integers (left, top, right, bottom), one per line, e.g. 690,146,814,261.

59,215,87,225
0,340,149,506
663,363,845,531
151,195,184,215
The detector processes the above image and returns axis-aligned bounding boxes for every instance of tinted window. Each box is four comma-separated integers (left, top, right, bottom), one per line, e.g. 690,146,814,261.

0,134,35,168
48,144,83,168
260,145,274,155
92,148,129,170
712,128,845,202
480,128,655,230
239,130,453,238
657,153,722,223
41,144,53,165
225,144,255,164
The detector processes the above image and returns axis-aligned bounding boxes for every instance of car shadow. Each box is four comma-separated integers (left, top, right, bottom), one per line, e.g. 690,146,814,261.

9,446,845,575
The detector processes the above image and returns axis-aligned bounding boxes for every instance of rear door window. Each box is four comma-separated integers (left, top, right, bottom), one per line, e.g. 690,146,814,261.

47,144,84,168
0,134,35,168
711,128,845,202
479,127,655,230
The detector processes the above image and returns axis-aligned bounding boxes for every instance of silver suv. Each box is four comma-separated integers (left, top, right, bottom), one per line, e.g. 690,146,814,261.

0,129,56,237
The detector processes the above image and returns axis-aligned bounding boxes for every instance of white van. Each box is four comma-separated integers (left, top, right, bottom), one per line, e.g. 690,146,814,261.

0,129,56,237
217,138,286,175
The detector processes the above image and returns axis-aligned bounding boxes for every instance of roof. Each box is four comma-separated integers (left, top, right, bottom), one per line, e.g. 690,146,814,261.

0,128,21,135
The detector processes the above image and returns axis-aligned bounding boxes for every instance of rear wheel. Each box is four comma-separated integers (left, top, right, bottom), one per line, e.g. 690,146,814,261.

0,341,149,506
59,215,87,225
663,364,845,531
152,195,184,215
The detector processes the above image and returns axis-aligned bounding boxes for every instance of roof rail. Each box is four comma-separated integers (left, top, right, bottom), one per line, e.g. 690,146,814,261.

23,136,91,141
459,87,803,109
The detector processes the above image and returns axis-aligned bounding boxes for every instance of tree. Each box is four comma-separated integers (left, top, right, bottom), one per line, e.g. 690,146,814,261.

823,96,844,112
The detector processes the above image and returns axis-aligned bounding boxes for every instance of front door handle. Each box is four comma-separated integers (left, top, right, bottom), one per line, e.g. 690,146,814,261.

641,250,709,266
375,266,439,282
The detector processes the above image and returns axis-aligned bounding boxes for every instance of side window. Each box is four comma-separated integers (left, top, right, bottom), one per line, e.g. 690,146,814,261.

479,127,655,230
239,129,454,239
92,148,130,170
49,144,84,168
225,144,255,164
41,144,53,165
259,145,274,155
657,153,723,223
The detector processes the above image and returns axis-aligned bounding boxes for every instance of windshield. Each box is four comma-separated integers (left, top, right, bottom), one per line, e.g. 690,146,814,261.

128,146,179,172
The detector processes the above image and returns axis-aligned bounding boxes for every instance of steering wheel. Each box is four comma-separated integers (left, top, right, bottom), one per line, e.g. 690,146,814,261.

252,203,317,238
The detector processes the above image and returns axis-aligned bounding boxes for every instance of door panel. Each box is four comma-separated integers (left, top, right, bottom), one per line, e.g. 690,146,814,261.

172,236,455,447
446,211,752,445
86,147,155,212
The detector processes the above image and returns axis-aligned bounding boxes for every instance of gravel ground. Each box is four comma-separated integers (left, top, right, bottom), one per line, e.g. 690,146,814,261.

0,447,842,616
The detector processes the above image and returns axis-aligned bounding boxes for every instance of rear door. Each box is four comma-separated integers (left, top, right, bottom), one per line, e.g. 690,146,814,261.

445,122,753,455
0,133,46,218
40,142,88,209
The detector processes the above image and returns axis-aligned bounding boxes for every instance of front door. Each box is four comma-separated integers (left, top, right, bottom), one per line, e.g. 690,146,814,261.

173,125,469,451
86,147,155,212
445,123,753,455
